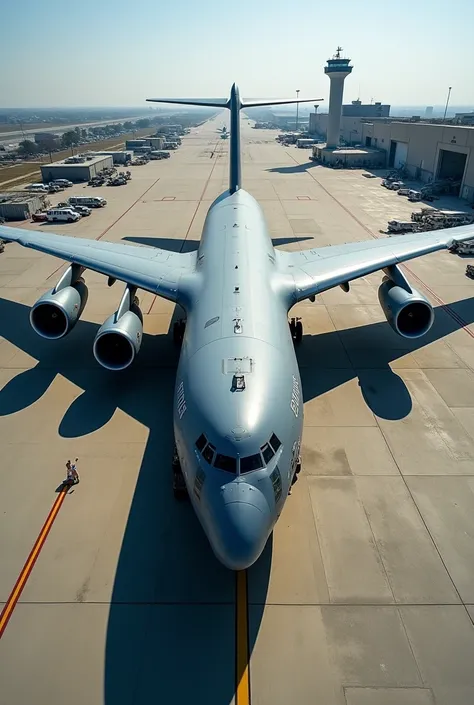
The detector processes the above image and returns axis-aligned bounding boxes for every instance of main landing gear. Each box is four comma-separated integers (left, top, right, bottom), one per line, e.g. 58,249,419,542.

289,457,302,495
289,317,303,343
173,318,186,345
172,446,188,500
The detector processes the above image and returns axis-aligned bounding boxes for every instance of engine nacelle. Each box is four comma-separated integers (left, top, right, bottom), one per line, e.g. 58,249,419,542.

93,298,143,371
378,279,434,339
30,280,88,339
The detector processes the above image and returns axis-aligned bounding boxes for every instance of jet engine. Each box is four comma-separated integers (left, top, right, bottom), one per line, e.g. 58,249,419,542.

378,275,434,339
93,286,143,371
30,265,88,339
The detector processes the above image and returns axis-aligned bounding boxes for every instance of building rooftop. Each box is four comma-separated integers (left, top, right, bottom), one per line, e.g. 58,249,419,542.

0,190,41,203
88,150,133,155
318,145,384,155
46,154,111,167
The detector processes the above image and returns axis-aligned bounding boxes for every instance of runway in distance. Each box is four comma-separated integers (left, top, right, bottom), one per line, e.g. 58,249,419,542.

1,84,474,570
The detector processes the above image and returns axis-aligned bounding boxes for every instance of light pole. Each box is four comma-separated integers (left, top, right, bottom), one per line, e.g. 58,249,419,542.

443,86,452,122
295,89,300,133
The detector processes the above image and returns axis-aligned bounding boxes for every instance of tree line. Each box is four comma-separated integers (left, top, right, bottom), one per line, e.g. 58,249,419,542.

17,118,152,157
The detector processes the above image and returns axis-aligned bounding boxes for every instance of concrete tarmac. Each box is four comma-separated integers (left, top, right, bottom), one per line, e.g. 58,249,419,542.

1,114,474,705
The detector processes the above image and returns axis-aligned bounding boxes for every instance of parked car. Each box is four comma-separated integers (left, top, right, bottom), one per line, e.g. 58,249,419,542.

71,205,91,216
54,179,73,187
25,183,48,193
68,196,107,208
32,212,48,222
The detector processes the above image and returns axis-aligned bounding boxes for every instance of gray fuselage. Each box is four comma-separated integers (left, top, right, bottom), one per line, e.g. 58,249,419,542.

173,188,303,570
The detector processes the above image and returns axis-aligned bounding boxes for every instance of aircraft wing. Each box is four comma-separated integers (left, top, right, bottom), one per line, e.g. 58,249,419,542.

0,225,196,302
277,225,474,303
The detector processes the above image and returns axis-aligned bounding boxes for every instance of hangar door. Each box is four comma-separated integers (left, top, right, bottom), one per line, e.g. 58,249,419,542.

437,150,467,194
393,141,408,170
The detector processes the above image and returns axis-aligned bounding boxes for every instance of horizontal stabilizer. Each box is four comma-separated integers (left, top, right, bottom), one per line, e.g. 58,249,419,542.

242,98,323,108
146,97,228,108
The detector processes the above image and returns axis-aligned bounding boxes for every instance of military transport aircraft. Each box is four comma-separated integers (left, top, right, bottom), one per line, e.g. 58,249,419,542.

1,84,474,570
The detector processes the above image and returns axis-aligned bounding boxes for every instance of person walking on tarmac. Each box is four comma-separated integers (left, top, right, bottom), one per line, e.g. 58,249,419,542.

66,459,79,485
71,458,79,484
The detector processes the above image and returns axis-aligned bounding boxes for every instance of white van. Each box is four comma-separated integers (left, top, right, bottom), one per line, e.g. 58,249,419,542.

68,196,107,208
46,208,81,223
25,183,48,192
51,179,73,188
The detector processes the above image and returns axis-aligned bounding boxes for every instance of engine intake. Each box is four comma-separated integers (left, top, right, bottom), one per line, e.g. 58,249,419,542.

93,296,143,371
30,280,88,339
378,279,434,339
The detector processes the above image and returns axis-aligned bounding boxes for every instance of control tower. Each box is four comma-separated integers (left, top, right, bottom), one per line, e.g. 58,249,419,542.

324,47,353,148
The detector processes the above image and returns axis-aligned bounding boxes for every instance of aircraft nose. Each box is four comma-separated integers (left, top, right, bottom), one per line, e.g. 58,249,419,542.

213,484,271,570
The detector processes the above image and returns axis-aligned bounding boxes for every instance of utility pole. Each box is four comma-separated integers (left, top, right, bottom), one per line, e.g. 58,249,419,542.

443,86,452,122
295,89,300,132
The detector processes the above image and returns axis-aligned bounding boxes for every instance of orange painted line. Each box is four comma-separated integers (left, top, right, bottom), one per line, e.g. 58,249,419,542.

0,487,68,639
235,570,250,705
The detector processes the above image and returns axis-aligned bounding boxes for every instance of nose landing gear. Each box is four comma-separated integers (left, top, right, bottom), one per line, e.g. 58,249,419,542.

289,317,303,343
173,318,186,345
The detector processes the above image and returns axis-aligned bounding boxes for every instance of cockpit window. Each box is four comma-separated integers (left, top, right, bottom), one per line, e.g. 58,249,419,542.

269,433,281,452
195,434,207,452
241,453,264,473
202,443,216,464
261,443,275,464
214,454,237,473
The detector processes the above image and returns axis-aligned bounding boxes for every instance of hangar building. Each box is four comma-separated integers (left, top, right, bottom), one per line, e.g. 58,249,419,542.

41,154,113,183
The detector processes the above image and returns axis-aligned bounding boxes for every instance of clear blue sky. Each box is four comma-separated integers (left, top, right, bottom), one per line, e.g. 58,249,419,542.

1,0,473,108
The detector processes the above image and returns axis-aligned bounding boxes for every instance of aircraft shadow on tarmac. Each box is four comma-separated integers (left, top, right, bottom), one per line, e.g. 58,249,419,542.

122,235,314,252
266,161,317,175
0,293,473,703
0,295,270,705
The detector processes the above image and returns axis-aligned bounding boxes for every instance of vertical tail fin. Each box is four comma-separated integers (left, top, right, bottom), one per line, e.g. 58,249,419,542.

228,83,241,194
147,88,322,196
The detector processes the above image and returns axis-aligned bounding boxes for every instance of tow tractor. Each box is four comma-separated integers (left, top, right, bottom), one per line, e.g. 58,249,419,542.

289,317,303,343
172,446,188,499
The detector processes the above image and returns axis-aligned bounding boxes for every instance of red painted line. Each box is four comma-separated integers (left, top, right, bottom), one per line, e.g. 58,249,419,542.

0,486,69,639
47,176,162,281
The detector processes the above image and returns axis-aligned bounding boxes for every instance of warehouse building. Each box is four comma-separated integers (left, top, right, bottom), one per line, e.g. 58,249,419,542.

92,150,133,164
125,138,164,151
41,154,113,183
126,140,147,150
0,191,45,221
310,111,474,201
361,122,474,200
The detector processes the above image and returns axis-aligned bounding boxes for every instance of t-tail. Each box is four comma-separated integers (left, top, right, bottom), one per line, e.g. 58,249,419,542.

147,86,323,195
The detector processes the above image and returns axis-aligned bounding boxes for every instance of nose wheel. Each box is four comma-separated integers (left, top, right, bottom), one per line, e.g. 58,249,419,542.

289,317,303,343
173,318,186,345
172,446,188,499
